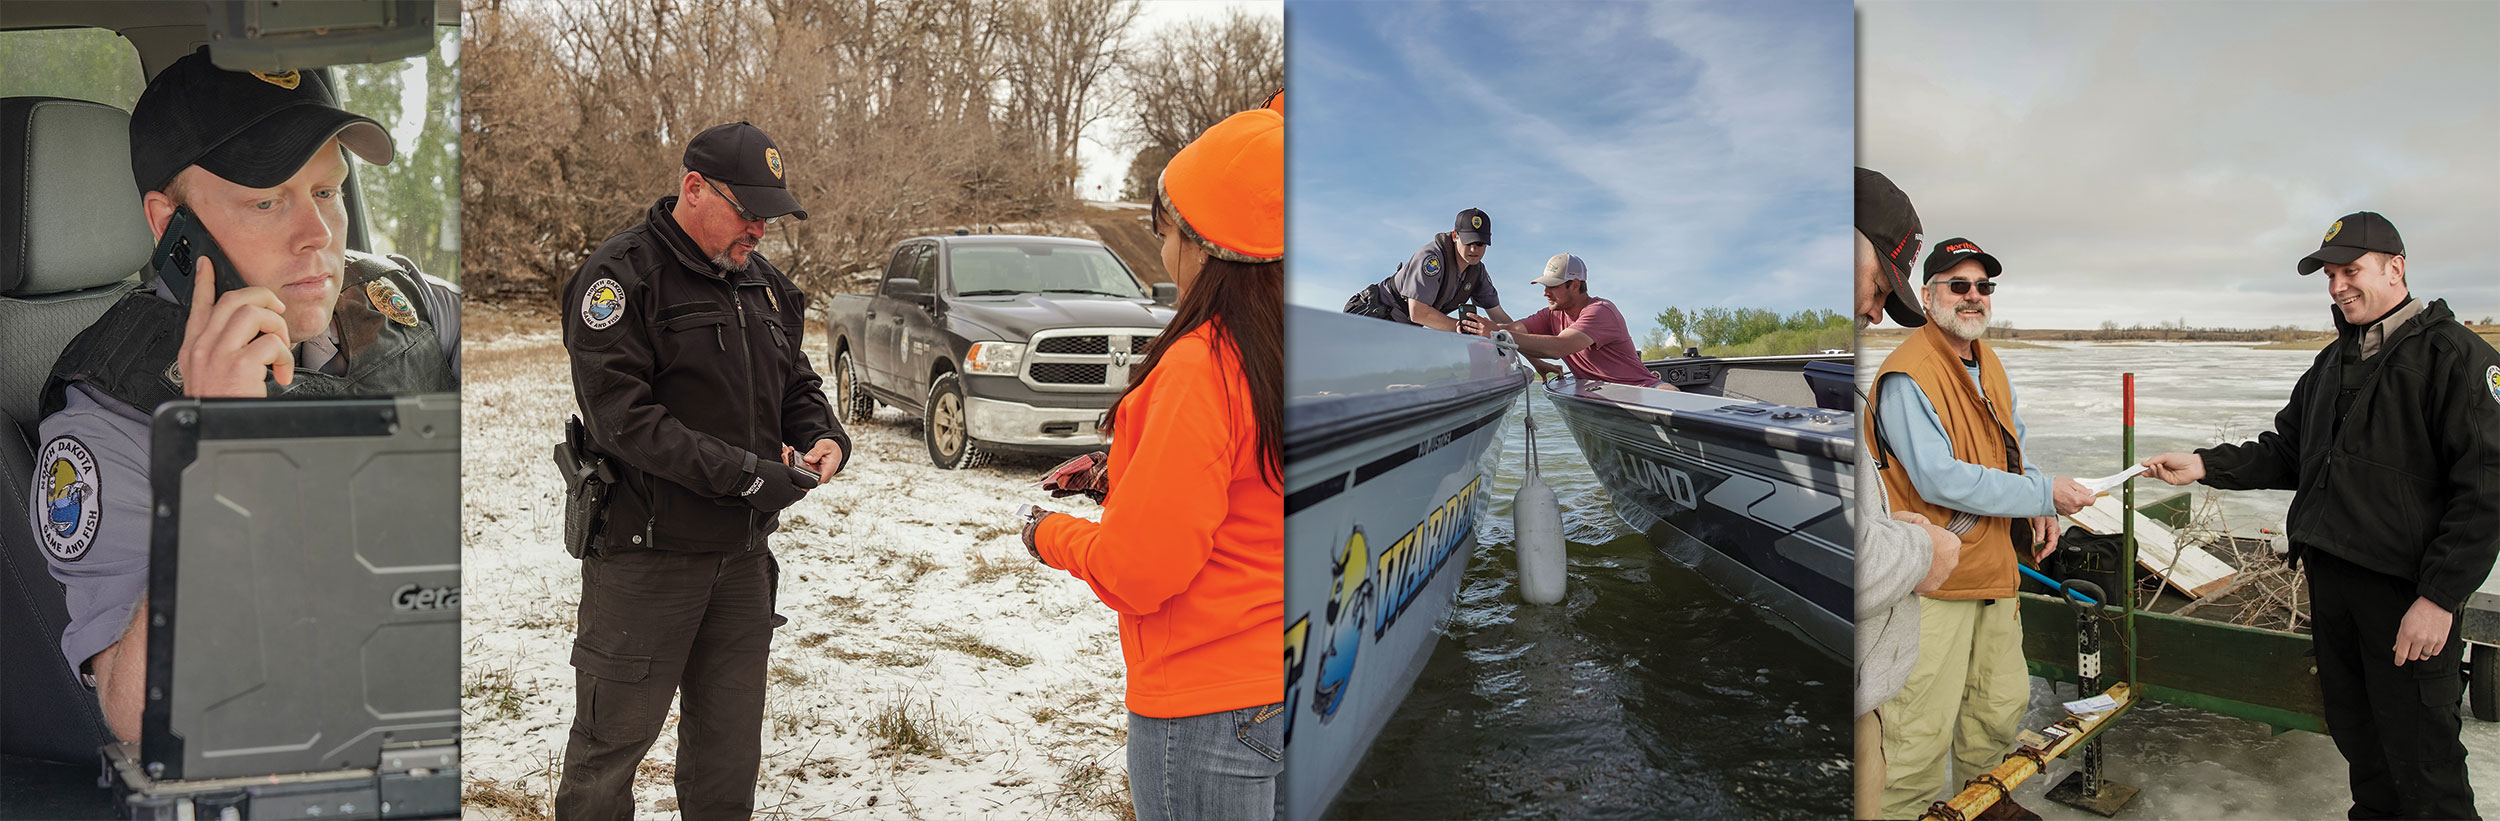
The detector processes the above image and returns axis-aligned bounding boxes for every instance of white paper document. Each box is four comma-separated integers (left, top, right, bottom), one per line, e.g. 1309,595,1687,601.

2062,694,2121,715
2079,465,2148,496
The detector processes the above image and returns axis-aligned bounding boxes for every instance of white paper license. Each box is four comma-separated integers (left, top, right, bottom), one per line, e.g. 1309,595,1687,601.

2079,465,2149,496
2062,694,2120,715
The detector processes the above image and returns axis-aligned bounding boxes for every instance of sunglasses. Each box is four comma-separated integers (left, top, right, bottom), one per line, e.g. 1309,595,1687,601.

1935,279,1997,296
702,177,779,227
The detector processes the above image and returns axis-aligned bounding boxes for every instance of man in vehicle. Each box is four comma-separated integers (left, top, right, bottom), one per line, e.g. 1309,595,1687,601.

29,46,458,744
1869,235,2094,820
2143,211,2498,820
555,120,849,819
1343,207,1515,330
1482,253,1662,387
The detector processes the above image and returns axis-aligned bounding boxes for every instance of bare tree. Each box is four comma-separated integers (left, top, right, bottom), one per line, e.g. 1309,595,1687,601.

1119,8,1282,200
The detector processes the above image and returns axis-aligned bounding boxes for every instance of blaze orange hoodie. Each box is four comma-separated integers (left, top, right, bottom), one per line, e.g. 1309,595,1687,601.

1034,320,1283,719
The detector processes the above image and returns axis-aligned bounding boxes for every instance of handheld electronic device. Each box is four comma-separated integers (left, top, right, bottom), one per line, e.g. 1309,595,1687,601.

149,206,249,303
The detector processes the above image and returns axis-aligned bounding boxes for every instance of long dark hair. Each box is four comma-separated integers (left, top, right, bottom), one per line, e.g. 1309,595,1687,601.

1105,257,1283,490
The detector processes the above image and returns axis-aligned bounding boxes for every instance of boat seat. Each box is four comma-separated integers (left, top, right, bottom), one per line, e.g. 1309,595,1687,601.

1803,360,1856,411
1,96,146,763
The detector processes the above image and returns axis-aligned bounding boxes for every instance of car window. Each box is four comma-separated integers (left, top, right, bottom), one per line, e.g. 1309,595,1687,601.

947,244,1143,298
0,29,145,109
332,26,460,281
882,244,918,290
911,244,938,291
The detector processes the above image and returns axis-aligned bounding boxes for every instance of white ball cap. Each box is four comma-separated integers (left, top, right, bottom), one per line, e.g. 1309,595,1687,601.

1528,253,1588,286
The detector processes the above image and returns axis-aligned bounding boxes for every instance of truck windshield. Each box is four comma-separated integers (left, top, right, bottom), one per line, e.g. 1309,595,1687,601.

947,244,1145,299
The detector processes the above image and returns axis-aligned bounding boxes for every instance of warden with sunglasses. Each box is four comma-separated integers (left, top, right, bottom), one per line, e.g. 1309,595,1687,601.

1866,238,2095,819
556,121,850,819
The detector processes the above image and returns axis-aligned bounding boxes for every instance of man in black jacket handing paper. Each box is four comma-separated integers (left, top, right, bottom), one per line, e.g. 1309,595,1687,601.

555,121,849,820
2144,211,2499,820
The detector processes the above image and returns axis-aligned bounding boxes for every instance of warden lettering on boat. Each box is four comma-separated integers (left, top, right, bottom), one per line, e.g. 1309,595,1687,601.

2143,211,2500,820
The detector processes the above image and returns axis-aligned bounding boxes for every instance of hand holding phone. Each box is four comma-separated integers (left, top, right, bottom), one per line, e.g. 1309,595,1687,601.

174,255,294,398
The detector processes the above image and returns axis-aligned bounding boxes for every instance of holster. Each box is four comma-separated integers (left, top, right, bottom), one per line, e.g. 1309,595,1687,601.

554,415,617,559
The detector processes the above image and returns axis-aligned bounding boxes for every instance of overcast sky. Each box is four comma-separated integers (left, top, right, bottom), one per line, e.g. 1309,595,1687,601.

1284,1,1854,341
1861,1,2500,330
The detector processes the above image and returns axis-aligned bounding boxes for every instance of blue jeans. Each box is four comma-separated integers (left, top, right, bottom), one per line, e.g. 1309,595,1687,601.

1128,703,1285,821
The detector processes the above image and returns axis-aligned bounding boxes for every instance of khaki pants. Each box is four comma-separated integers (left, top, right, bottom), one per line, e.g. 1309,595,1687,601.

1876,596,2029,819
1856,710,1885,819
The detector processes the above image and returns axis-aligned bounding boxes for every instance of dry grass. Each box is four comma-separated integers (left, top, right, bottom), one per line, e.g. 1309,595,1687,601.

462,778,552,820
931,627,1033,667
463,668,526,722
865,692,955,757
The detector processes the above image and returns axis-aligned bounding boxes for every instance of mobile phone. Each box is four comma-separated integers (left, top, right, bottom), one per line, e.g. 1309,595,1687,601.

151,205,247,304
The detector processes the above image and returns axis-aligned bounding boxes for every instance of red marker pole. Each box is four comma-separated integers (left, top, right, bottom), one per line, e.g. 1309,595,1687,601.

2121,373,2137,687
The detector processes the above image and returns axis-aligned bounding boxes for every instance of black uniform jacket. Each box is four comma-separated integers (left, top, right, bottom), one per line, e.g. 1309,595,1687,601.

2198,298,2500,612
564,196,849,552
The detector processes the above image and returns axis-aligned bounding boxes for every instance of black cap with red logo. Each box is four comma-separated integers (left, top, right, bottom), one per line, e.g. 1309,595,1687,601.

1923,236,2003,281
1856,168,1926,327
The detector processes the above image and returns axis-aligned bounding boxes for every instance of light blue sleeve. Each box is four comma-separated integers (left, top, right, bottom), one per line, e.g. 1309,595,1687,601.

1876,372,2054,518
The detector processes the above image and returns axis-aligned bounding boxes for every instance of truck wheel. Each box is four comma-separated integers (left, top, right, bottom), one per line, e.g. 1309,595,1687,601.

2472,643,2497,722
834,348,875,423
924,372,986,470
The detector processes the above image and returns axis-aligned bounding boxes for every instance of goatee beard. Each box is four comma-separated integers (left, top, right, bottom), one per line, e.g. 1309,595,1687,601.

1940,302,1988,341
711,251,750,274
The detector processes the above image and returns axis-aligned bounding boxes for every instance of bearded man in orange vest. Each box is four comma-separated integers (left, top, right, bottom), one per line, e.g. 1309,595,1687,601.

1868,237,2096,820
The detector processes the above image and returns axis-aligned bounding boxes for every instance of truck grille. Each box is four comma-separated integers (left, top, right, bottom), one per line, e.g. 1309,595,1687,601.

1021,327,1163,391
1030,363,1107,384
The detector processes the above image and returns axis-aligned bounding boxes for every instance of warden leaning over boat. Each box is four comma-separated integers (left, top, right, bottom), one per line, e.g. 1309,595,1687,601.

1022,97,1285,821
1342,207,1515,331
1869,237,2095,820
2143,211,2500,820
1849,168,1963,820
554,121,850,820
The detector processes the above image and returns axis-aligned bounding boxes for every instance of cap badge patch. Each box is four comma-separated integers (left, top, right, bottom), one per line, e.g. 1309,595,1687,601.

366,279,419,327
36,436,101,563
250,70,301,90
766,147,783,179
582,278,626,330
1471,215,1484,229
2323,220,2343,244
1424,255,1442,276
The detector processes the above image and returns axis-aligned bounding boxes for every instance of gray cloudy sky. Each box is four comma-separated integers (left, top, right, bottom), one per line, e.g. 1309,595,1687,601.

1861,1,2500,330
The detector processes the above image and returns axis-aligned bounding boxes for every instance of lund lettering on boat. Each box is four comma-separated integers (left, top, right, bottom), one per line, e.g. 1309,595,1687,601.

1611,448,1699,510
1375,475,1482,639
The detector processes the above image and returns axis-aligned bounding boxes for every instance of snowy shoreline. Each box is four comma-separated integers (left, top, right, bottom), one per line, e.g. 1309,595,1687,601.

459,308,1133,819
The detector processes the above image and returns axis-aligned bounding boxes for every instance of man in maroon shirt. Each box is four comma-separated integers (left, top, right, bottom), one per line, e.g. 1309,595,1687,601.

1466,253,1667,388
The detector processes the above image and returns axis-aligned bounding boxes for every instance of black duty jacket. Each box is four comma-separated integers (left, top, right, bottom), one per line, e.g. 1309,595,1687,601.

563,196,849,552
2198,297,2500,612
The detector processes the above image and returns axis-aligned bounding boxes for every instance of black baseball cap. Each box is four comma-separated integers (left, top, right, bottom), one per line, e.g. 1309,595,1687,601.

1923,237,2002,282
684,122,808,221
1855,168,1926,327
1453,208,1492,245
2297,211,2402,275
129,46,394,193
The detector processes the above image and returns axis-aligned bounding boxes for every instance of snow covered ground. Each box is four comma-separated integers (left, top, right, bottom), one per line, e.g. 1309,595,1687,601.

458,304,1132,820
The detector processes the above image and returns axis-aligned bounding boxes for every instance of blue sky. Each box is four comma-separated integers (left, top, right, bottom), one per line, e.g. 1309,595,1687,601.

1285,1,1854,346
1861,1,2500,330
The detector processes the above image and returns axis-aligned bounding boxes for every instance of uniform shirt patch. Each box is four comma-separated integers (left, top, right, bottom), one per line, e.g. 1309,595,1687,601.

1423,255,1442,276
581,278,626,330
366,279,420,327
2486,365,2499,406
35,436,102,562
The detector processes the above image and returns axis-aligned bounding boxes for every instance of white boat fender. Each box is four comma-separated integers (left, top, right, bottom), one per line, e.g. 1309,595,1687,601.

1513,387,1567,605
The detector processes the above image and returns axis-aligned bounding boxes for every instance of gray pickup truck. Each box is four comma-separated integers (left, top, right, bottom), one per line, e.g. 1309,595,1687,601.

825,234,1176,468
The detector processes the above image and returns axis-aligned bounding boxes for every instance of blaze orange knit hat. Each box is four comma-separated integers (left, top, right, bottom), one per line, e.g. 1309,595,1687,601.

1156,96,1282,264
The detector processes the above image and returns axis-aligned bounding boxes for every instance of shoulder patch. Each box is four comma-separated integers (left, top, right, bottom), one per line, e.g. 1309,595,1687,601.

581,278,626,330
35,436,102,562
1423,254,1443,277
366,279,420,327
2486,364,2498,406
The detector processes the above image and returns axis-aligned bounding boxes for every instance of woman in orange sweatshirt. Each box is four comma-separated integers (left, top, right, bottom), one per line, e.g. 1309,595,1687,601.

1021,97,1283,821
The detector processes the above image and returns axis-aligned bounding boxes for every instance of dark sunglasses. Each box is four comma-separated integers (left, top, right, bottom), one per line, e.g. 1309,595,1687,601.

1936,279,1997,296
702,177,778,227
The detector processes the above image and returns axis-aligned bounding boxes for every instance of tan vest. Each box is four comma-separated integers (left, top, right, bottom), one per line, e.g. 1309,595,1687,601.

1872,322,2027,600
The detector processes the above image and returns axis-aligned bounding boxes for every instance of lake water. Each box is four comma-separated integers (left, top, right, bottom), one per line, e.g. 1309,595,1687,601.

1324,392,1851,819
